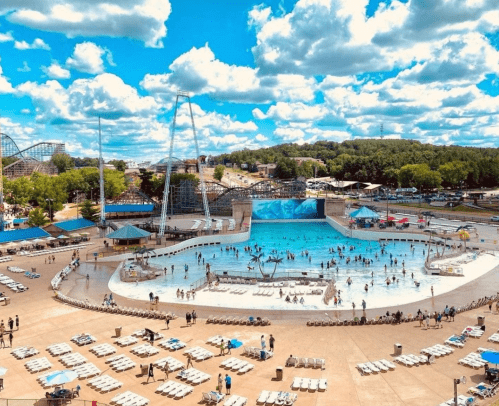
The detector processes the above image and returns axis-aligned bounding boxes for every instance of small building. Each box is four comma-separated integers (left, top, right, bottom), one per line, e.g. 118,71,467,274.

290,157,325,166
257,163,277,177
44,218,95,237
105,204,156,220
106,224,151,246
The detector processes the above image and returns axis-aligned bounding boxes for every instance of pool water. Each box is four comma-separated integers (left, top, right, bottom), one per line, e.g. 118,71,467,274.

148,222,430,295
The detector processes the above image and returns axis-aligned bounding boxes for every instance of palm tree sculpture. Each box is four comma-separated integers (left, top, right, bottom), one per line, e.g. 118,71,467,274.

250,253,265,277
268,256,284,279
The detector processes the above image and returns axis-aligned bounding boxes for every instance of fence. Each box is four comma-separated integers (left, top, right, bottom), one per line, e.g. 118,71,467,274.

0,400,110,406
214,270,335,281
190,276,208,291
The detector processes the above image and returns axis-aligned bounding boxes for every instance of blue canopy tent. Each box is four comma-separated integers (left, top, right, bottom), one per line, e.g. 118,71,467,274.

349,206,380,219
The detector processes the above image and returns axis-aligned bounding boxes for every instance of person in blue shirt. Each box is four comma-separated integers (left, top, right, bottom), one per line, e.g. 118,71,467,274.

225,374,231,395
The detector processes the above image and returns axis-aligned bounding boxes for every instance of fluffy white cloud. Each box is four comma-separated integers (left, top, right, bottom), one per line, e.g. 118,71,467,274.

16,73,159,123
141,44,317,104
0,32,13,42
14,38,50,50
255,134,268,142
251,0,499,76
66,42,109,74
1,0,171,48
42,62,70,79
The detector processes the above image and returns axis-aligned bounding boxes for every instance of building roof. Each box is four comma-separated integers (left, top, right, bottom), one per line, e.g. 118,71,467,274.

54,218,95,232
364,184,383,190
0,227,50,244
106,224,151,240
105,204,155,213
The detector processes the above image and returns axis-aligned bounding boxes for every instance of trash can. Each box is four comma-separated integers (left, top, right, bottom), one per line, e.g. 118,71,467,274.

394,343,402,356
478,316,485,326
140,364,149,376
115,327,122,337
276,367,283,381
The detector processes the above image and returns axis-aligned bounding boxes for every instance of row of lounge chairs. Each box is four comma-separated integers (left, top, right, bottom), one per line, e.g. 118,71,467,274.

223,395,247,406
207,335,231,346
88,374,123,393
111,391,149,406
357,359,396,375
46,342,72,357
60,352,87,367
25,357,52,373
115,335,138,347
290,378,327,391
459,352,488,369
463,326,484,338
153,356,185,372
0,274,29,292
202,391,225,404
155,380,193,398
107,354,136,372
285,357,325,370
7,266,25,273
438,394,475,405
394,354,433,367
421,344,454,358
253,289,274,296
228,219,236,231
0,256,12,263
489,334,499,343
72,362,101,379
130,343,160,357
468,382,499,398
242,346,273,361
206,315,270,325
184,346,214,361
11,346,39,359
257,391,297,405
446,334,468,348
176,367,211,384
71,333,97,346
55,292,177,320
90,343,116,357
220,357,255,374
158,338,187,351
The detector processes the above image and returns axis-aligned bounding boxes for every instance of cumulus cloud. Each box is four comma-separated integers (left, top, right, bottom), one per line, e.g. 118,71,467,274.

14,38,50,50
42,62,70,79
141,44,317,104
16,73,159,123
0,32,14,42
66,42,110,74
1,0,171,48
0,58,13,93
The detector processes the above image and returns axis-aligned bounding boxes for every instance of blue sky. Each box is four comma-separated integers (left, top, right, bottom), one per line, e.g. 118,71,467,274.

0,0,498,161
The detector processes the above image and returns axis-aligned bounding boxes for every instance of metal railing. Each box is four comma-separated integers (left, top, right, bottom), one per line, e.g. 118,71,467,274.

190,276,208,291
214,270,334,281
0,400,110,406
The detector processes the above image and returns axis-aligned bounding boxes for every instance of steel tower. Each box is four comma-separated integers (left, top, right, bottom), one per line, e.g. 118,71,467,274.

158,91,211,237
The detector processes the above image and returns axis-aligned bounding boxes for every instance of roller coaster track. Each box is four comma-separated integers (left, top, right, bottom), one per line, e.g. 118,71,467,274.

1,133,65,161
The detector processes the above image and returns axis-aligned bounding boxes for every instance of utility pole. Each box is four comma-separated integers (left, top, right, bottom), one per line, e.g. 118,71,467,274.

98,117,106,237
0,119,3,231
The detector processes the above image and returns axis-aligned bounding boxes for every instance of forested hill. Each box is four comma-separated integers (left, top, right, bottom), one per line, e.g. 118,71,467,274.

215,139,499,189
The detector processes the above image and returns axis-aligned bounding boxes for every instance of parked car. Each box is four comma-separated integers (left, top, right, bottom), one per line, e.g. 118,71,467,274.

373,197,380,202
491,216,499,222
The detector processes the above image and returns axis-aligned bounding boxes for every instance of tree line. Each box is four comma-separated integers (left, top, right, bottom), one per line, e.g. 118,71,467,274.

216,139,499,190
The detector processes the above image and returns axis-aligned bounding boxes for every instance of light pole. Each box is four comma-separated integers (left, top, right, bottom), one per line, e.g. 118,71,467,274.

74,190,81,219
453,376,466,406
45,198,54,222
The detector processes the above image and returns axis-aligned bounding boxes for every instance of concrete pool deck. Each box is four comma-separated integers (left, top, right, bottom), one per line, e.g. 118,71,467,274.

2,243,499,405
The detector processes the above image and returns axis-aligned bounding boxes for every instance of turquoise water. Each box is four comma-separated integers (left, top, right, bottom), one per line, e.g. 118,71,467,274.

149,222,427,290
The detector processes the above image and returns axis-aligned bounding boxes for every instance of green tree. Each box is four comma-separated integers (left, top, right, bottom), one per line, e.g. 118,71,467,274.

398,164,441,191
27,208,50,227
79,199,100,222
275,157,299,179
104,169,127,198
31,173,67,218
214,165,225,181
4,176,33,207
50,153,74,173
109,159,127,172
438,161,470,187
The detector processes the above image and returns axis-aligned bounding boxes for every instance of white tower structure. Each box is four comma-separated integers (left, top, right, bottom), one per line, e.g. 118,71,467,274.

158,91,211,237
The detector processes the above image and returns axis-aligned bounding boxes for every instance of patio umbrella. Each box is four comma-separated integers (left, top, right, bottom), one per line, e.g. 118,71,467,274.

70,233,80,238
32,238,44,243
417,219,426,223
380,219,385,223
397,218,408,224
45,370,78,386
57,235,69,239
387,216,395,221
0,367,7,376
4,242,18,247
45,237,56,241
481,351,499,366
18,240,29,245
80,232,89,236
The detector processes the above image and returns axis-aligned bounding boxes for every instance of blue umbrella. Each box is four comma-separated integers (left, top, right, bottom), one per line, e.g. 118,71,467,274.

481,351,499,365
45,370,78,386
